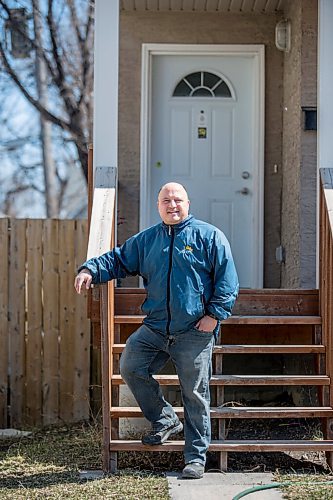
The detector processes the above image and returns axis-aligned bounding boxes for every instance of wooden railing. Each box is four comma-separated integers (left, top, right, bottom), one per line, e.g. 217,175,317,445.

86,148,116,471
319,168,333,465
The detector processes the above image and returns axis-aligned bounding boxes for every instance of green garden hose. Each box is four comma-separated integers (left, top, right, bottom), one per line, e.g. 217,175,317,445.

232,480,333,500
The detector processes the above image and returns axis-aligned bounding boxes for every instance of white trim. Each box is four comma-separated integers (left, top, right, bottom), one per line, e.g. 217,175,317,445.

316,0,333,287
93,0,119,245
318,1,333,171
93,0,119,175
140,43,265,288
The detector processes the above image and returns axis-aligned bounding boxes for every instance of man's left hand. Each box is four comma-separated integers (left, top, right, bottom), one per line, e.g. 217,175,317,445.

195,315,218,332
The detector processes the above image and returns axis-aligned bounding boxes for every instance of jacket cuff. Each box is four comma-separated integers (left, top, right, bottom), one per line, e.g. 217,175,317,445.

206,311,220,321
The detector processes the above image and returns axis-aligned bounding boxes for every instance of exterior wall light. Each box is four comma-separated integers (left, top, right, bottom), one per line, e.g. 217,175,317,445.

275,19,291,52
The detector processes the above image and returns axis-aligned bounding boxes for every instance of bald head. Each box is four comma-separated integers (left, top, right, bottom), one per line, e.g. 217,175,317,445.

158,182,188,198
157,182,190,225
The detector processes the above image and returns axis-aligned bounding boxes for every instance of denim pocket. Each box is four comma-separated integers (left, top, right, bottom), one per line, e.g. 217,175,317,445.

192,326,214,336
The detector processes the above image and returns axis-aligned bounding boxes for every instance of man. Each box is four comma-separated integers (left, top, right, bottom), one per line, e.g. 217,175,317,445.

74,182,239,479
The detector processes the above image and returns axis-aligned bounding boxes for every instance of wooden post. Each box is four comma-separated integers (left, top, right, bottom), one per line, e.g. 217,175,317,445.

319,169,333,469
100,282,113,472
215,329,227,471
86,166,116,472
0,218,9,427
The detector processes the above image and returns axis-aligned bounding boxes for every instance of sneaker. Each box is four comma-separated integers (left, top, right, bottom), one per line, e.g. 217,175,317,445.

182,462,204,479
142,421,183,445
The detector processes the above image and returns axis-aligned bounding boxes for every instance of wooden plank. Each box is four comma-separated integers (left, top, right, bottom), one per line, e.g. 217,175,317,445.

86,168,116,260
327,246,333,460
25,220,43,426
87,144,93,320
8,219,26,427
59,220,76,422
111,374,330,386
73,220,90,421
225,316,321,325
110,439,333,452
110,406,333,418
112,343,326,354
111,324,121,441
90,322,102,416
214,344,325,353
214,344,227,470
101,284,111,472
0,218,9,427
42,219,60,425
114,288,320,316
109,216,117,472
320,171,333,467
114,314,321,325
320,168,333,191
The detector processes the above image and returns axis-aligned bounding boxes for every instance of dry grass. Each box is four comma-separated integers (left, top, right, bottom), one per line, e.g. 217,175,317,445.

0,423,169,499
275,473,333,500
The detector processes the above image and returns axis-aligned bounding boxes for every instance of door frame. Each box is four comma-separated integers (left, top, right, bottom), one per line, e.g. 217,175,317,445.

140,43,265,288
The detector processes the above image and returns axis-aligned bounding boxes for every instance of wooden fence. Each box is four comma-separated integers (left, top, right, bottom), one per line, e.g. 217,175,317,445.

0,218,91,428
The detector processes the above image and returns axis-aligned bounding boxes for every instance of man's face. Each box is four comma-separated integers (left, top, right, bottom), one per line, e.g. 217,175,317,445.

157,183,190,225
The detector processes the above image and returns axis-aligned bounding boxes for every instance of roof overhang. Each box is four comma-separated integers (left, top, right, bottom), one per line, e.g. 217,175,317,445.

120,0,286,14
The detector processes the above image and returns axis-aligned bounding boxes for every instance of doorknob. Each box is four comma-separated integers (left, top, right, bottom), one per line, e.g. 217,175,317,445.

236,187,250,195
242,171,250,179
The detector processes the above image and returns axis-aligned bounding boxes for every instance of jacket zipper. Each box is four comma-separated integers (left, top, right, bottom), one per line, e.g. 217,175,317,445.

166,225,175,336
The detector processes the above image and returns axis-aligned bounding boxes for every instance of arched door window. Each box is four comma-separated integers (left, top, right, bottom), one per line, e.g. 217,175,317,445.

173,71,233,98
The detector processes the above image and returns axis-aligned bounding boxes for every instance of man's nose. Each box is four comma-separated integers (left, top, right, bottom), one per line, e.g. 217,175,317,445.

169,200,177,207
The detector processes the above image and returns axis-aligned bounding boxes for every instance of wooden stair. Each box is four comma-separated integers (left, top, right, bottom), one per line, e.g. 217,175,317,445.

86,168,333,473
109,440,333,452
111,374,330,386
88,287,333,472
111,406,333,418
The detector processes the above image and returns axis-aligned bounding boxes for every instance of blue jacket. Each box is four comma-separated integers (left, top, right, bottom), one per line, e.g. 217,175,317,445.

79,215,239,335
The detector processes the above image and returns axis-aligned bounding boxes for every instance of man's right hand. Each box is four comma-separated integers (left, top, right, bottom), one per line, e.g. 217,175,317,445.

74,269,93,294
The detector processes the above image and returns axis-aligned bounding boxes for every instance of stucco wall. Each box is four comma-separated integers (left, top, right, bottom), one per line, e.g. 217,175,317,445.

118,11,284,287
281,0,318,288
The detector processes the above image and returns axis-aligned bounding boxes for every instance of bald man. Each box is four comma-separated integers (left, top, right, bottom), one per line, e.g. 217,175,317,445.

75,182,239,478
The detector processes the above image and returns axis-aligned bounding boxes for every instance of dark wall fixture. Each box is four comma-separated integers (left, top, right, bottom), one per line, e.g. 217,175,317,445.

302,107,317,131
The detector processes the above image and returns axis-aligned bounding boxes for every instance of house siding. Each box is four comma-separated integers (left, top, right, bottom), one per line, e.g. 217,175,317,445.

118,11,284,287
281,0,318,288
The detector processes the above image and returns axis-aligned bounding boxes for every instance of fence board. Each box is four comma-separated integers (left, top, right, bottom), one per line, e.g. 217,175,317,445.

59,220,76,422
8,219,27,427
1,218,90,427
0,218,9,427
73,220,90,420
26,220,43,425
42,219,60,425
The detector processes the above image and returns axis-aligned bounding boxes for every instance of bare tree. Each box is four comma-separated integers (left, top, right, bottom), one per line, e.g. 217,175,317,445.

0,0,94,186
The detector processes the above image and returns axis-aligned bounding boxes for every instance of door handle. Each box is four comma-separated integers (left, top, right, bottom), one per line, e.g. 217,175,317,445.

236,187,250,195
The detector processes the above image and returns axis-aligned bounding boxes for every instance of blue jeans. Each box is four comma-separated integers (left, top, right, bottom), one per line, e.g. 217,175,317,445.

120,324,214,465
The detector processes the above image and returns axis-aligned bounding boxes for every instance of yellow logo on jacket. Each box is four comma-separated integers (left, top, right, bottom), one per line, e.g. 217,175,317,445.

185,245,193,252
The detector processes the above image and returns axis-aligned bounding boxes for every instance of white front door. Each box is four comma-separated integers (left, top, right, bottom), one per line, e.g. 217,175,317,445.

141,46,264,288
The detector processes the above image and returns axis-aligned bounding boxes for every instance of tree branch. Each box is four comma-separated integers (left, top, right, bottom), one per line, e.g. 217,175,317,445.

46,0,76,113
0,38,72,133
0,0,59,84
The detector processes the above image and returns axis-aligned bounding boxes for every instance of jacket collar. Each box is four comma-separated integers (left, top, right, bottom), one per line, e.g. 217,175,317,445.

162,214,194,232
